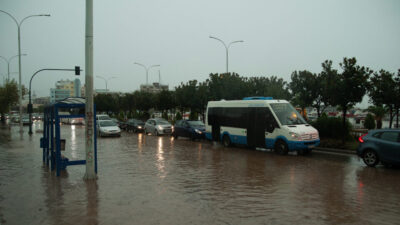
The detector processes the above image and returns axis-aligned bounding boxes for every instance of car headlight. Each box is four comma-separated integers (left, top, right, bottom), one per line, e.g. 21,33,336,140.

195,129,202,134
157,125,163,130
289,132,302,141
137,126,142,129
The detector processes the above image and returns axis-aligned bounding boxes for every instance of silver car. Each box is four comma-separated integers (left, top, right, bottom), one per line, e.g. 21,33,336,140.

97,120,121,137
144,118,173,136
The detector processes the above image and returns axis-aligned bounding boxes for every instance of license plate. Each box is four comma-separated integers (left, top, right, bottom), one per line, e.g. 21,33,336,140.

308,145,315,148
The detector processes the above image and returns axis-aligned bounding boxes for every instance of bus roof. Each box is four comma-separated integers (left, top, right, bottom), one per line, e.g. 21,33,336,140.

207,99,289,108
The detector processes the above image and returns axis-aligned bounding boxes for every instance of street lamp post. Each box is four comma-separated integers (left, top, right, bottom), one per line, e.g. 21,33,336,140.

96,76,117,92
209,36,244,73
28,67,81,135
0,10,50,134
133,62,160,85
0,54,27,81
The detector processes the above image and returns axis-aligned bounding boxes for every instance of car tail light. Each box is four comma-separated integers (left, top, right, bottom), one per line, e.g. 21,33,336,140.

359,133,367,143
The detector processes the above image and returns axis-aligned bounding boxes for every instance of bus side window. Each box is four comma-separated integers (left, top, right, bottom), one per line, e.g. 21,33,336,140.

265,108,279,132
208,108,215,125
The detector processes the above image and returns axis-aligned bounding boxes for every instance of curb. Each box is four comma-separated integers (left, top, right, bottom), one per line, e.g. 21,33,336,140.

314,147,356,155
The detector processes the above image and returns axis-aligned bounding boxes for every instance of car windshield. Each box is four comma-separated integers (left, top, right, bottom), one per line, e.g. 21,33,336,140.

270,103,306,125
157,120,170,125
100,120,117,127
187,121,204,126
98,115,110,120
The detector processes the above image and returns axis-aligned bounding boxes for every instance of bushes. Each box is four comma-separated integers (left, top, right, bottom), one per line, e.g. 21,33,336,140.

310,114,352,140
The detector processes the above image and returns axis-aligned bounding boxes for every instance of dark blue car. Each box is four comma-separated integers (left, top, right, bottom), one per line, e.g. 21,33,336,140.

357,129,400,167
173,120,205,140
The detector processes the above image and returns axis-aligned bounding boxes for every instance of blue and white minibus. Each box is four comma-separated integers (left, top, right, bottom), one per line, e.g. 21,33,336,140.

205,97,320,155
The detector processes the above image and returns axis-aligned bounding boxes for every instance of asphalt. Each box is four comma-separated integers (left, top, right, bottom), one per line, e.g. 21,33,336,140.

314,146,356,155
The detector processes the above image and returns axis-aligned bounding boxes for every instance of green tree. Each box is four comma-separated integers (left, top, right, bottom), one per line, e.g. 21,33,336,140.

246,76,290,99
206,73,248,100
155,90,175,113
289,70,316,115
94,93,120,114
312,72,330,117
368,70,397,128
0,80,19,123
394,70,400,128
134,91,155,118
328,57,372,143
364,113,376,130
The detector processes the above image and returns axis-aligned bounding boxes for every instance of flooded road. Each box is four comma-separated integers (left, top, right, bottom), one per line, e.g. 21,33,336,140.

1,123,400,225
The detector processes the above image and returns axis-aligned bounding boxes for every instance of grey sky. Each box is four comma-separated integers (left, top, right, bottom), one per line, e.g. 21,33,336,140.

1,0,399,105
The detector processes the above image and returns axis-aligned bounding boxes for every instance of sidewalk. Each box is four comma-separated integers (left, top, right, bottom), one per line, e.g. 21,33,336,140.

314,147,356,155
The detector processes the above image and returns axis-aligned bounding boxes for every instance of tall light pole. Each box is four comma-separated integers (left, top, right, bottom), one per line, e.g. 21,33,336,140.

133,62,160,85
0,10,50,134
209,36,244,73
0,54,27,81
84,0,96,180
96,76,117,92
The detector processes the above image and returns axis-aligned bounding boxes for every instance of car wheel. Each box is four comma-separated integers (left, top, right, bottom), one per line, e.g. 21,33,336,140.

363,149,379,167
222,134,231,147
274,140,289,155
172,132,178,139
155,130,159,136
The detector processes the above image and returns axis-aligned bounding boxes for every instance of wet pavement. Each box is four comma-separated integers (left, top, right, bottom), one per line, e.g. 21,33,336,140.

1,122,400,225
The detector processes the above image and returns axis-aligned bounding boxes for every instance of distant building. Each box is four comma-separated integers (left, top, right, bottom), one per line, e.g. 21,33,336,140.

74,78,81,97
50,79,82,103
140,82,168,93
33,97,50,105
81,85,85,98
55,79,75,96
50,88,70,103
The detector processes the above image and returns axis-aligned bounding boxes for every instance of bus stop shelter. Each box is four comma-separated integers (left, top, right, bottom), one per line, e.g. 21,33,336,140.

41,97,97,176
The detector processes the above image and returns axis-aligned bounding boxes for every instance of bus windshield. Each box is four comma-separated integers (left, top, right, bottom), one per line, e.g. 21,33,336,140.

270,103,306,125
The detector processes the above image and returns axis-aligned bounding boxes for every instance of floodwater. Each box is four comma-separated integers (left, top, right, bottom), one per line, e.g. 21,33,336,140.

1,123,400,225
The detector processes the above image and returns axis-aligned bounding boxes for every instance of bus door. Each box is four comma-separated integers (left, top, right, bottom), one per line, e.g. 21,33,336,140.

209,107,221,142
212,124,220,141
247,108,266,148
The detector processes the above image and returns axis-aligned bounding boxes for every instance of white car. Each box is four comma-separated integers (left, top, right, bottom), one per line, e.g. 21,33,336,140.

97,120,121,137
144,118,173,136
96,114,111,121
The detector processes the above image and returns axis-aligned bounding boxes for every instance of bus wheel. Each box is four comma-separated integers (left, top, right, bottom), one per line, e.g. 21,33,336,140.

274,140,288,155
222,135,231,147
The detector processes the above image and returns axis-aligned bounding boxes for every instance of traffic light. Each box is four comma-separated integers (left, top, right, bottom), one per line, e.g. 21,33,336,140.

75,66,80,75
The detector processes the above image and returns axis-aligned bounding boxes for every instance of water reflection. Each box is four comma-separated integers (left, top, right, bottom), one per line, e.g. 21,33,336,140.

137,133,143,153
2,125,400,225
70,125,78,158
156,137,166,179
85,180,99,225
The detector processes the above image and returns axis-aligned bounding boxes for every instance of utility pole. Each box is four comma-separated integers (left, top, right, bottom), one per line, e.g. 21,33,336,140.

84,0,96,180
